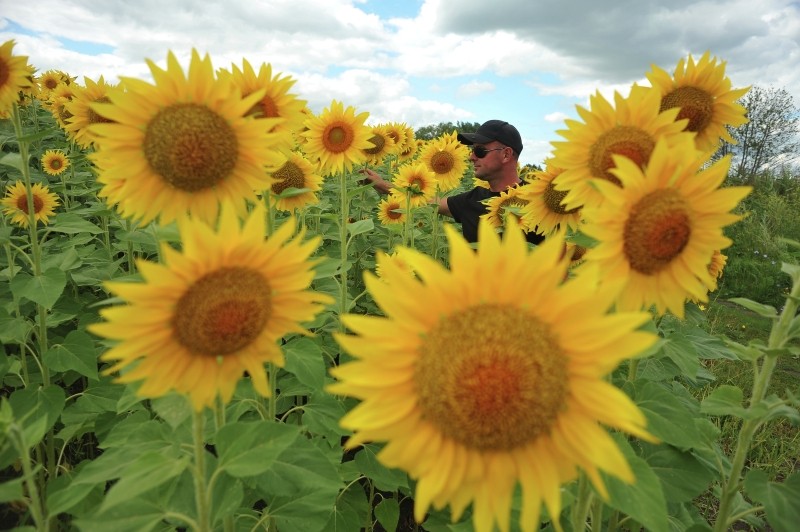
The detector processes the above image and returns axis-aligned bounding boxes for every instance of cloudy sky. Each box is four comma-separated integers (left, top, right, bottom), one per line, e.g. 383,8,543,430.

2,0,799,166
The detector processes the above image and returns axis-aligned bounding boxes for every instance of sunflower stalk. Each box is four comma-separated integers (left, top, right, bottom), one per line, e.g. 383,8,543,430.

191,410,212,532
11,103,56,483
712,273,800,532
8,421,48,532
337,170,350,330
570,472,594,532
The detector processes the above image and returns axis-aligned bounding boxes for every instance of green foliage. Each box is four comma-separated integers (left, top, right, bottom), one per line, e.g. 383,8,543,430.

414,121,481,141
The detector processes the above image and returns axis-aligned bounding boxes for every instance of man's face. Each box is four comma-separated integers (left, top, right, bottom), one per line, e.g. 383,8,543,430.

469,142,508,181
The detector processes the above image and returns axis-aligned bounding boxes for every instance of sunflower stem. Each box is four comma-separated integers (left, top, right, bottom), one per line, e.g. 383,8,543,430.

338,170,350,330
570,472,593,532
8,422,47,532
191,409,211,532
267,362,278,421
431,191,440,261
712,276,800,532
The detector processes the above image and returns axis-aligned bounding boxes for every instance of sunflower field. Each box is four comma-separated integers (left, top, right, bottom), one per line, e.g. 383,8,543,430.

1,41,799,532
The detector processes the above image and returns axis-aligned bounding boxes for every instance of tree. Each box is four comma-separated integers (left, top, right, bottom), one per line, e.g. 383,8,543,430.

414,121,481,141
719,86,799,182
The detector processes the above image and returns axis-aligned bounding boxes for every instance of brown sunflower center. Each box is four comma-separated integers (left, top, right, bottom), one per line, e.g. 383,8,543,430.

49,158,63,170
44,77,59,90
385,202,403,220
0,62,9,86
408,176,426,194
172,266,272,356
660,86,714,134
16,193,44,214
260,96,279,119
623,189,691,275
271,161,306,194
87,96,114,125
415,304,568,451
144,103,239,192
323,121,354,154
430,151,455,175
543,181,580,214
589,126,655,186
364,134,385,155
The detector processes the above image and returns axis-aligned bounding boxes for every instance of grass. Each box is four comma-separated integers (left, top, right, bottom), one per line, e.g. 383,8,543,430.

694,297,800,528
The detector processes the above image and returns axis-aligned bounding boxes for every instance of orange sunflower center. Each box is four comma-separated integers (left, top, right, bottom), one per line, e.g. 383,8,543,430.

415,304,568,451
407,176,426,194
260,95,279,118
15,192,44,214
589,126,655,185
364,134,386,155
623,189,692,275
660,86,714,134
323,121,354,154
172,266,272,356
543,181,580,214
44,76,59,90
271,160,306,195
144,103,239,192
430,150,455,175
48,158,63,170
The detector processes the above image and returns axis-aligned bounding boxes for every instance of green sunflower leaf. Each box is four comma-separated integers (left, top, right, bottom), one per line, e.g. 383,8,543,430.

10,268,67,309
744,469,800,532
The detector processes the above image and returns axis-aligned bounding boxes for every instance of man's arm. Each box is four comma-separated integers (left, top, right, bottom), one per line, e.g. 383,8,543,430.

438,197,452,217
359,168,392,195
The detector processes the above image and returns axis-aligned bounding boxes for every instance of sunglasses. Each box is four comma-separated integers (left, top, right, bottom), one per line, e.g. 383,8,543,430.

471,146,506,158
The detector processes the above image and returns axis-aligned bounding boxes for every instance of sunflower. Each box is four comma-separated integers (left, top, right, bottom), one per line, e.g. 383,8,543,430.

301,100,372,176
519,162,583,235
579,139,751,318
89,203,333,411
396,127,419,164
63,76,119,149
374,249,416,280
35,69,71,100
376,196,406,225
481,186,533,231
707,250,727,292
269,150,323,211
42,149,70,176
550,84,696,210
646,52,749,152
88,49,285,226
419,131,469,193
363,124,397,165
0,40,33,116
1,181,60,228
330,220,658,532
389,162,437,208
220,59,307,141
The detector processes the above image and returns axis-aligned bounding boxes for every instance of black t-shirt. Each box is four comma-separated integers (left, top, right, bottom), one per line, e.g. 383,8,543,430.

446,186,545,244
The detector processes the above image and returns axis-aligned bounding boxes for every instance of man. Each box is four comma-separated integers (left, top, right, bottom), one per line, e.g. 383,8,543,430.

363,119,544,244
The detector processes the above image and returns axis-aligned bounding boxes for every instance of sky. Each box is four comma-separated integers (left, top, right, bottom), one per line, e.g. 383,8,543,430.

2,0,799,167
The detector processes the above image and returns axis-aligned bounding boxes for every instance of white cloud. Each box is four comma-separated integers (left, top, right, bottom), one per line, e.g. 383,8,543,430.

456,80,495,98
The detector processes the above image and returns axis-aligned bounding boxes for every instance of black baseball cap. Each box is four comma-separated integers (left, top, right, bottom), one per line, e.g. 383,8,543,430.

457,120,523,155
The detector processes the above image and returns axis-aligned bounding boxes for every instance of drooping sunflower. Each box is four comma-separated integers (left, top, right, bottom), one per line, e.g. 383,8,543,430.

646,51,749,153
396,126,419,164
1,181,60,228
301,100,373,176
374,249,416,280
0,40,33,116
389,162,437,208
707,250,727,292
220,59,307,142
419,131,469,193
481,185,533,232
47,82,77,128
269,150,324,211
579,139,751,318
42,149,70,176
89,49,285,226
550,84,696,210
330,221,658,532
376,196,406,225
63,76,119,149
519,162,583,235
362,124,397,165
89,203,333,411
